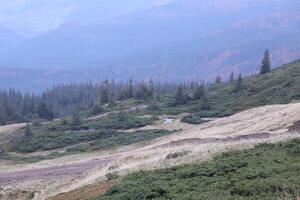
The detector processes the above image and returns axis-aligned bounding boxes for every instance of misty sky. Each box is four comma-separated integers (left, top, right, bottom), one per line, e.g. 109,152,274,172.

0,0,175,37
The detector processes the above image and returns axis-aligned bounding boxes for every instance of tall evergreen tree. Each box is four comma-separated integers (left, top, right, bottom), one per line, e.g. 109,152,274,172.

229,72,234,82
175,85,186,105
260,49,271,74
100,80,110,104
127,79,134,98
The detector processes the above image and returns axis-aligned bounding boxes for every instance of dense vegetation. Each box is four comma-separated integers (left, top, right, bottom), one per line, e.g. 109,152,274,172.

11,113,157,153
1,59,300,125
97,138,300,200
3,129,174,163
0,80,177,125
170,59,300,120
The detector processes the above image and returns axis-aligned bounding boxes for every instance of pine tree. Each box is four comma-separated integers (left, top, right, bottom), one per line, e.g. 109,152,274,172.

193,83,206,100
260,49,271,74
127,79,134,98
234,74,244,92
100,80,110,104
118,102,126,122
229,72,234,82
175,85,186,105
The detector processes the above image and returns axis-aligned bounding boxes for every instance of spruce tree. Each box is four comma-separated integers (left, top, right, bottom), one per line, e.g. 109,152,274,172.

234,74,244,93
260,49,271,74
193,84,206,100
175,85,186,105
127,79,134,98
229,72,234,82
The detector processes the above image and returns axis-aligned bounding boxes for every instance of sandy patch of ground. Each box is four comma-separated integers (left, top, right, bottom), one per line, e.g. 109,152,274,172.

0,123,26,144
1,103,300,199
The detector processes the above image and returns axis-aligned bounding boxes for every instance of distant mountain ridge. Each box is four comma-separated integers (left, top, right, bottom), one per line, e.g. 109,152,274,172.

0,0,300,92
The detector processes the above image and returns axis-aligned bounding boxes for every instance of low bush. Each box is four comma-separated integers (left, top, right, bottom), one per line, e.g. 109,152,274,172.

166,151,192,159
106,172,119,181
181,115,209,125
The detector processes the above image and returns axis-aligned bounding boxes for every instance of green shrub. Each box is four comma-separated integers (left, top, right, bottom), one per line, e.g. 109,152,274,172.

166,151,192,159
181,115,209,125
106,172,119,181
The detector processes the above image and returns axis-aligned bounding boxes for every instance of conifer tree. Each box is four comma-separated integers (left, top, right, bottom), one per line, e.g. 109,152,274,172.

234,74,244,92
229,72,234,82
260,49,271,74
127,79,134,98
175,85,186,105
100,80,110,104
193,83,206,100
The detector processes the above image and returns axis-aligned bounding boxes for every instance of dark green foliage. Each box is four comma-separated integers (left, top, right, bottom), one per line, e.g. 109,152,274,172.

3,129,174,163
179,60,300,118
24,123,33,137
181,114,209,125
215,75,222,84
229,72,234,82
192,84,206,101
91,103,104,115
65,129,174,153
100,80,110,104
174,85,187,105
166,151,191,159
260,49,271,74
106,172,119,181
87,113,155,130
71,112,81,127
233,74,244,93
37,102,54,120
97,138,300,200
11,113,157,153
60,117,69,126
13,128,115,152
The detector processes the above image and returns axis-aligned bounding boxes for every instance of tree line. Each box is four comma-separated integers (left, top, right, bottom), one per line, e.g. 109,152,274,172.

0,50,271,125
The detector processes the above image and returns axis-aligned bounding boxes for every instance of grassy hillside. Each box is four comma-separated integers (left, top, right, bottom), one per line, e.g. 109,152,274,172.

161,60,300,119
97,138,300,200
208,60,300,114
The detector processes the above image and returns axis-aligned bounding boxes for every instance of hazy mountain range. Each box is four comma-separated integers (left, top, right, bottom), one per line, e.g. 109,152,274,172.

0,0,300,92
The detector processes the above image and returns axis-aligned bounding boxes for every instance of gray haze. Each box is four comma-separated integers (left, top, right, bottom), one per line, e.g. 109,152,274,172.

0,0,300,92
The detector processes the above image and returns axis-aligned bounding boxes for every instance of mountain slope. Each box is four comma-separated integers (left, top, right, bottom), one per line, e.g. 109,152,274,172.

207,59,300,115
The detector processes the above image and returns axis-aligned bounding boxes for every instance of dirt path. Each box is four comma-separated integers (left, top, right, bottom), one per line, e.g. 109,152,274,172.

1,103,300,199
0,157,114,187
